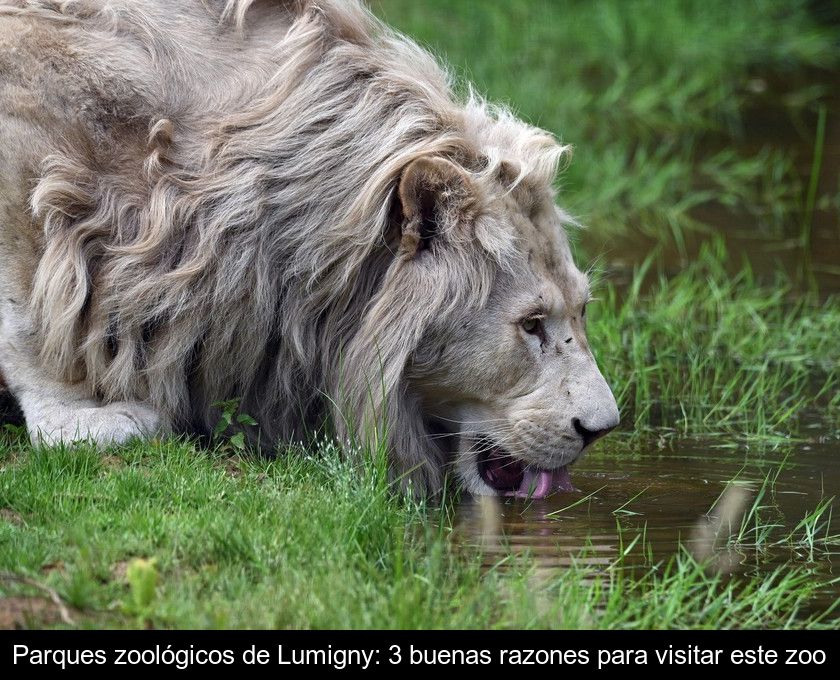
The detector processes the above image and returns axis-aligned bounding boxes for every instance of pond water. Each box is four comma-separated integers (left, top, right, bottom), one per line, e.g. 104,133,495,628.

456,435,839,611
598,87,840,297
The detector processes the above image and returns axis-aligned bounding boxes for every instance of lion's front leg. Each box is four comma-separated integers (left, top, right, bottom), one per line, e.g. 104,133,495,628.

0,299,164,448
23,397,164,448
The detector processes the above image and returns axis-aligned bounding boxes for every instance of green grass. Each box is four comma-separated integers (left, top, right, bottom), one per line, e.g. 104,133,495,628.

0,436,836,629
2,0,840,628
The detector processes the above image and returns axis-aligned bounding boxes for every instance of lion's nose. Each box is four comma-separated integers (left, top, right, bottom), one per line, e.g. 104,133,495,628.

573,417,617,448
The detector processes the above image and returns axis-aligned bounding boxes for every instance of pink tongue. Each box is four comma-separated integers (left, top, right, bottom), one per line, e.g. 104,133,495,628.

508,466,574,499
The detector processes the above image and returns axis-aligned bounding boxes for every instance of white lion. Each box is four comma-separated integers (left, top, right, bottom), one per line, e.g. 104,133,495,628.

0,0,619,496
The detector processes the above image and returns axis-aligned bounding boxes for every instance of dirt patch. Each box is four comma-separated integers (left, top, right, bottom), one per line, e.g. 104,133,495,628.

40,561,66,575
111,560,131,582
101,455,127,470
0,573,77,627
216,454,245,478
0,508,24,526
0,596,71,629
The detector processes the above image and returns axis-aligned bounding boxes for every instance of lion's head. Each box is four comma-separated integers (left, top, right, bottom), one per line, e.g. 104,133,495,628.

343,151,619,499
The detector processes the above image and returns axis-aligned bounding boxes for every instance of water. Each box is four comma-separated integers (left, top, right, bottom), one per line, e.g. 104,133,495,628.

456,438,838,609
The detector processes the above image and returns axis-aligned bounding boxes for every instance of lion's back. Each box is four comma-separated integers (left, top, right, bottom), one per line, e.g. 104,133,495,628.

0,0,299,268
0,1,294,150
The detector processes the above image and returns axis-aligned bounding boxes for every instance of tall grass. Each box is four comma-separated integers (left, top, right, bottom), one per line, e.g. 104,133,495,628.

591,239,840,439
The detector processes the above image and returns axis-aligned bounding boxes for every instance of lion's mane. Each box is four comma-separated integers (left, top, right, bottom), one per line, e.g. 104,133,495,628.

10,0,567,491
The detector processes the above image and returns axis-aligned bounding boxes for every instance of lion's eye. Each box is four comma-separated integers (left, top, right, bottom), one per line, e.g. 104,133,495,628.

521,317,542,335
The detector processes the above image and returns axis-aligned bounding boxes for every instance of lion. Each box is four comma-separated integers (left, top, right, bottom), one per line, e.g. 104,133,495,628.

0,0,619,497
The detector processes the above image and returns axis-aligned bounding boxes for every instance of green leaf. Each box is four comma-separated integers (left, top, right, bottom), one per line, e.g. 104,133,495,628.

212,413,232,439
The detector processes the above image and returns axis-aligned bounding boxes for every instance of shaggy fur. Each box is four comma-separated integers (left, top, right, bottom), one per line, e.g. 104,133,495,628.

0,0,617,495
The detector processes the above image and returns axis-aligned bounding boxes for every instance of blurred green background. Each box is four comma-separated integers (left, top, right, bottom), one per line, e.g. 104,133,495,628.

375,0,840,284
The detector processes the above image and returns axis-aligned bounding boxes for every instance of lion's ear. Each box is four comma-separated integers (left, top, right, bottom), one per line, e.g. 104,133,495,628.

397,156,475,259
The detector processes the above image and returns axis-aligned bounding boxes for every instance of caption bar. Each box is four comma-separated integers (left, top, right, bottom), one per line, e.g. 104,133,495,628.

4,632,835,674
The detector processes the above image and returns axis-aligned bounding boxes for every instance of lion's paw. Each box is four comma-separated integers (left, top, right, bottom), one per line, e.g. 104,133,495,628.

30,401,163,448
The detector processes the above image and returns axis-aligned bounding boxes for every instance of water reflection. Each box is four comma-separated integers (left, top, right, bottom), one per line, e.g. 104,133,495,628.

455,438,839,603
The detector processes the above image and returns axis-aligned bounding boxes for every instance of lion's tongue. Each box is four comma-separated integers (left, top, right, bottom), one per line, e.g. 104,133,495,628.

479,450,574,499
510,466,574,499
